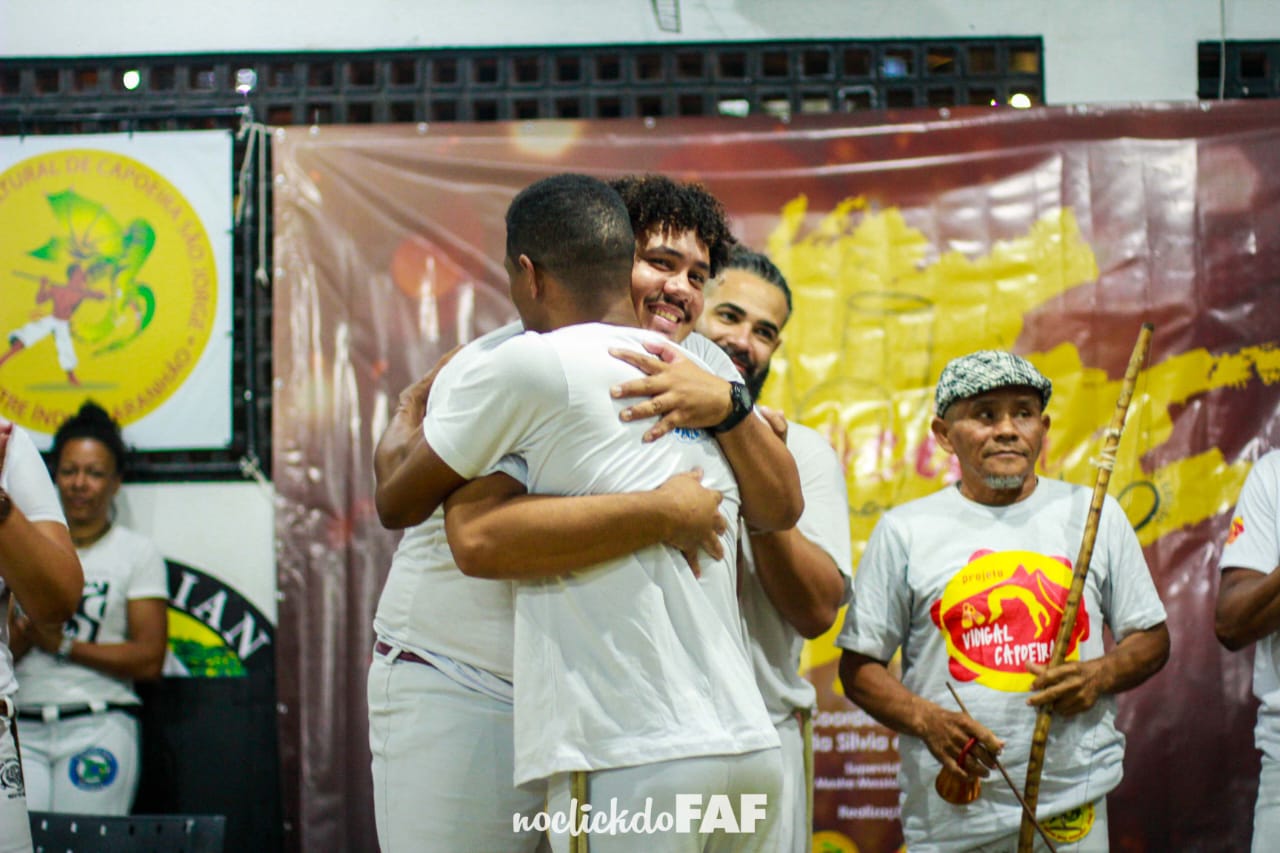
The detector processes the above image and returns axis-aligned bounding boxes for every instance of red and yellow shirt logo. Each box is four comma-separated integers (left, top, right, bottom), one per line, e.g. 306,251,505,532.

929,549,1090,692
1226,516,1245,546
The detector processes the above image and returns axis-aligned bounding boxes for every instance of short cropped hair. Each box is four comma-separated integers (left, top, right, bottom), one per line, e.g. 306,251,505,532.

51,400,128,477
609,174,734,278
724,245,792,316
505,173,635,305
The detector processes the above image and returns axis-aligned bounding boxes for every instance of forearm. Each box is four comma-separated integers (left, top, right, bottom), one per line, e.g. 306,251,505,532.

749,528,845,638
717,415,803,531
374,436,468,529
447,489,682,580
1216,567,1280,650
59,638,167,682
373,406,426,489
0,516,81,624
839,650,932,738
1094,622,1170,695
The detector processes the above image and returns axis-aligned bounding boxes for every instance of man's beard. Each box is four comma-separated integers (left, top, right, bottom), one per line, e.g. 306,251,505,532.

984,473,1028,491
746,362,769,402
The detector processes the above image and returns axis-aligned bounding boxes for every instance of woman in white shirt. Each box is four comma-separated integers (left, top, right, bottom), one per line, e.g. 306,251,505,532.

9,402,168,816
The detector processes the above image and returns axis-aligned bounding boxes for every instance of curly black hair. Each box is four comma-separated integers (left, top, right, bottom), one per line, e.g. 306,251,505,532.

609,174,735,277
51,401,128,477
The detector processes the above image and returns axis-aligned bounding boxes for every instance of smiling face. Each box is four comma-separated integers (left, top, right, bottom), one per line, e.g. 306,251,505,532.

54,437,122,531
696,267,788,385
932,386,1049,505
629,228,711,343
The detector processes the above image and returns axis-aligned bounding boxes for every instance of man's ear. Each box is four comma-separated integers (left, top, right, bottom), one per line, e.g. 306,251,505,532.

516,254,545,300
931,416,954,454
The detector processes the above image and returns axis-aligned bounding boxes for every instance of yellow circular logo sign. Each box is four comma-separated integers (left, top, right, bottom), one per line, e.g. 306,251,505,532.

0,149,217,433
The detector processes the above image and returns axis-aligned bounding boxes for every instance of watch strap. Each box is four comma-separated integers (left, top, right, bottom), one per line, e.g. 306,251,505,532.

709,382,753,434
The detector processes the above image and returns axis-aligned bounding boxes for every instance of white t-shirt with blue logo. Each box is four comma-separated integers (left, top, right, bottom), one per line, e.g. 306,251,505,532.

424,321,778,787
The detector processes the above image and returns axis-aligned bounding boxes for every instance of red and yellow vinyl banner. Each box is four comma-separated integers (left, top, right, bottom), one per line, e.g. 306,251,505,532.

273,103,1280,853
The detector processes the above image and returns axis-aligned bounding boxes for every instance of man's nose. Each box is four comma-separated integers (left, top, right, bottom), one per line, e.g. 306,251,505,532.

725,323,751,351
662,272,694,299
992,413,1019,436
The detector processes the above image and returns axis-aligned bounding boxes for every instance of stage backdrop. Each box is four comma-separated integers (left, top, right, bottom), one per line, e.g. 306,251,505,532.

273,102,1280,853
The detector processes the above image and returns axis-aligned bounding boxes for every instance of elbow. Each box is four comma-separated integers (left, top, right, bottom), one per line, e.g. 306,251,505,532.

746,492,805,534
374,494,402,530
374,490,414,530
1215,616,1250,652
1214,600,1253,652
778,494,804,531
137,653,166,682
1153,632,1172,674
34,579,82,626
48,595,79,626
448,527,503,579
795,601,841,640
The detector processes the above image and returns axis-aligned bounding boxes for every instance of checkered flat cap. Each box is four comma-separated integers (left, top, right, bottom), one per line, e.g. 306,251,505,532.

935,350,1052,416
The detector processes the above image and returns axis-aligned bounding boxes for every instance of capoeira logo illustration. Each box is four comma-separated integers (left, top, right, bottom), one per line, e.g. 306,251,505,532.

0,189,157,386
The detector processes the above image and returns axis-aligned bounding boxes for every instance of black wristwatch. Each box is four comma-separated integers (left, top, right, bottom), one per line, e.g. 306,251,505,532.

709,381,753,434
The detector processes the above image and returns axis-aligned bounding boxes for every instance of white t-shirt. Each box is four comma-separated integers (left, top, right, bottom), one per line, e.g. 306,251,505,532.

16,524,168,707
1219,450,1280,760
424,322,778,787
0,422,66,698
837,478,1167,853
680,331,739,384
372,322,525,682
739,421,853,722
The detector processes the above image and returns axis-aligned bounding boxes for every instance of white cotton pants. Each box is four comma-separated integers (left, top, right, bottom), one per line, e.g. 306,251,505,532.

11,317,77,372
0,707,34,853
1253,752,1280,852
367,650,546,853
544,747,784,853
17,709,139,815
776,713,810,853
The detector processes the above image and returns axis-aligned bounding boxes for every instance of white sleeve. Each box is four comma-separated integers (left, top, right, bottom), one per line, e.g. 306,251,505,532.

835,513,911,662
789,424,854,603
1098,495,1167,638
1,423,64,526
682,333,740,383
127,534,171,601
1220,452,1280,575
422,334,564,480
487,455,528,487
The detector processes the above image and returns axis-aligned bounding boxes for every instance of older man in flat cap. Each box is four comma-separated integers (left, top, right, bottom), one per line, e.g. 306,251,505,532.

836,350,1169,852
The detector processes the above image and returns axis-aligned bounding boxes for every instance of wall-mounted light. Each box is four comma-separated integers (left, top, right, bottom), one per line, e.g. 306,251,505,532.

121,69,141,90
1009,92,1032,109
235,68,258,96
